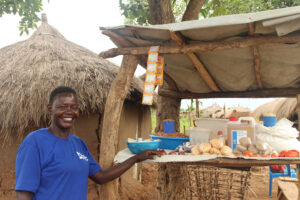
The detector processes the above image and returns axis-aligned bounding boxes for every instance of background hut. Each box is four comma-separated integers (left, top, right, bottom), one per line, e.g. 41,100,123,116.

254,98,298,128
0,14,153,200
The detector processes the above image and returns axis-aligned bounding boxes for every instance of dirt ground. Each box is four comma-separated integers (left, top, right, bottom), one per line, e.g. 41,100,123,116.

121,164,291,200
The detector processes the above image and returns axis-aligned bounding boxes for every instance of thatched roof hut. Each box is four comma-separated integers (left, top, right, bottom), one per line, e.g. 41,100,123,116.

253,98,298,124
0,14,153,200
0,14,144,139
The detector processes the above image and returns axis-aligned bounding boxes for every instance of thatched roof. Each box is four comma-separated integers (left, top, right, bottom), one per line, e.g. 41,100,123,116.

0,14,145,138
275,98,297,120
253,98,297,121
201,103,222,118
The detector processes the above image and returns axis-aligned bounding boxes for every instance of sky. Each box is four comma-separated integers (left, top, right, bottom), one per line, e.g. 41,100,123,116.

0,0,279,111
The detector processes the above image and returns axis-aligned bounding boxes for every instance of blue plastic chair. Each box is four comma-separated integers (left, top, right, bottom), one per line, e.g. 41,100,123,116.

269,165,297,197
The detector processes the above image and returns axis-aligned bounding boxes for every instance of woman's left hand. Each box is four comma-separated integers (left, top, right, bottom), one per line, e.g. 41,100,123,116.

134,150,162,162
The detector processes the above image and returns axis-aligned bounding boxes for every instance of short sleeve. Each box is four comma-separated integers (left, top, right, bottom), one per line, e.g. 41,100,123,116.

79,140,101,176
15,142,41,193
88,154,102,176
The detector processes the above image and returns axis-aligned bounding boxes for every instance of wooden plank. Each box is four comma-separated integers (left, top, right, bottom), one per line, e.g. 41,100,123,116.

99,55,139,200
158,88,300,99
166,157,300,168
99,33,300,58
169,31,220,92
277,180,298,200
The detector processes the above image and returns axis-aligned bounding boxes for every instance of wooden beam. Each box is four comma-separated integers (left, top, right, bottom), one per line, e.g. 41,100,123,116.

158,88,300,99
99,33,300,58
248,23,263,89
99,55,139,200
169,31,220,92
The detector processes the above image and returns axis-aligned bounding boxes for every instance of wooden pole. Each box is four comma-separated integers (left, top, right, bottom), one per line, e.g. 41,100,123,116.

99,55,139,200
298,164,300,200
99,33,300,58
297,94,300,132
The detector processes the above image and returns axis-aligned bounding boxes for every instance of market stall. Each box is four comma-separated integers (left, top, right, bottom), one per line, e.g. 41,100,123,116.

98,6,300,200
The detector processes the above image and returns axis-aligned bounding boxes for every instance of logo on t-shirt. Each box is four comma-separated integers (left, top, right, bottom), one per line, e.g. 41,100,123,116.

76,152,88,162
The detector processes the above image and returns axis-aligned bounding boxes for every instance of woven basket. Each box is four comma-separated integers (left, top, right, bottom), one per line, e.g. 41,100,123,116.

185,165,251,200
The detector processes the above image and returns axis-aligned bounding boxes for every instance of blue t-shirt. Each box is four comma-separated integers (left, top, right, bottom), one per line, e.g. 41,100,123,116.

15,128,101,200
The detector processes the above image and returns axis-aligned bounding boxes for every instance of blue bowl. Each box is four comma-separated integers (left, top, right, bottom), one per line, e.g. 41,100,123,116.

149,134,190,150
126,139,161,154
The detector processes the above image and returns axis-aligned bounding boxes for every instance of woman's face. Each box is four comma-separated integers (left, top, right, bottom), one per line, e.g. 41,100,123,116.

48,92,79,130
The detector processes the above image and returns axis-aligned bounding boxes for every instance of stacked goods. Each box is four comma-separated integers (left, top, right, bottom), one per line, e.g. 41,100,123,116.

233,137,300,158
190,138,234,156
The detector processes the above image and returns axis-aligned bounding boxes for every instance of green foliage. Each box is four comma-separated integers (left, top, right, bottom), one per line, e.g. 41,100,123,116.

119,0,189,25
0,0,43,35
119,0,152,25
203,0,300,17
119,0,300,25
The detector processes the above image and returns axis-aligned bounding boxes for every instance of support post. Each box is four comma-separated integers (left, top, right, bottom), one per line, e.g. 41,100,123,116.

297,164,300,199
99,55,139,200
297,94,300,132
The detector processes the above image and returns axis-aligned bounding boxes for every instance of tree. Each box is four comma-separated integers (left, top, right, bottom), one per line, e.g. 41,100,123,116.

0,0,43,35
119,0,300,25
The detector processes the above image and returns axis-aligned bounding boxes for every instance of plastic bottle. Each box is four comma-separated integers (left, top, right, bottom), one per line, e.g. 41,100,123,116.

217,131,225,144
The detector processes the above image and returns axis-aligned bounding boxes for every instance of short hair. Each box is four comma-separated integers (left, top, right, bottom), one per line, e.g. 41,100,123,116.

49,86,77,104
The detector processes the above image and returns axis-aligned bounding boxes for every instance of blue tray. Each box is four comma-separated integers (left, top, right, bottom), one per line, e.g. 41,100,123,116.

149,134,189,150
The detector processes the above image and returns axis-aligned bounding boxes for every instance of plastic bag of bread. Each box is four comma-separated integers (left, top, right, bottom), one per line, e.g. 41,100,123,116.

233,148,243,155
199,143,212,153
235,144,247,153
210,139,224,149
239,137,252,148
221,145,233,156
248,145,258,154
191,146,201,155
209,147,221,155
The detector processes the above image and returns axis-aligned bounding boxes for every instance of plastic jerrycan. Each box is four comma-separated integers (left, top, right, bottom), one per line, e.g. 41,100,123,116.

227,117,256,149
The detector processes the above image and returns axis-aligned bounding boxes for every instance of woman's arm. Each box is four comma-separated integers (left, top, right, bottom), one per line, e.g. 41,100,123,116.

89,150,160,184
16,191,33,200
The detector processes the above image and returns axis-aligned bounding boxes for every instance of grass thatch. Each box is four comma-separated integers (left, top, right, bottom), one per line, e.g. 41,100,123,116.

253,98,297,121
0,14,144,139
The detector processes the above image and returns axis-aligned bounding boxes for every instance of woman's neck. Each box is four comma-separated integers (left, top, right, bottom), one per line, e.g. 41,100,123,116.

48,125,70,139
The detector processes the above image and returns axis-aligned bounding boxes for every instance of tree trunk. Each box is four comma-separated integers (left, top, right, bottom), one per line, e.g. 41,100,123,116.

155,85,181,132
182,0,206,21
196,99,200,118
147,0,175,24
99,55,139,200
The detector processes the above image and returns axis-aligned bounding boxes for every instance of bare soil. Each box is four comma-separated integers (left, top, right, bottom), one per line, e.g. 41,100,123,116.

121,164,285,200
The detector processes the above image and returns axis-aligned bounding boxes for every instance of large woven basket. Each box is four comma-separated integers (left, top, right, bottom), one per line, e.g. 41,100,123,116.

186,165,251,200
157,164,251,200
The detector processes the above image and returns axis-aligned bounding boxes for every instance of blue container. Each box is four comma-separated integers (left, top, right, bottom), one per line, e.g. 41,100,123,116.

163,120,175,133
126,139,161,154
263,116,276,127
149,134,190,150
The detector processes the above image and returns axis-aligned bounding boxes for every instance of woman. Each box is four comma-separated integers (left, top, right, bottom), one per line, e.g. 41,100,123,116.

15,86,160,200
